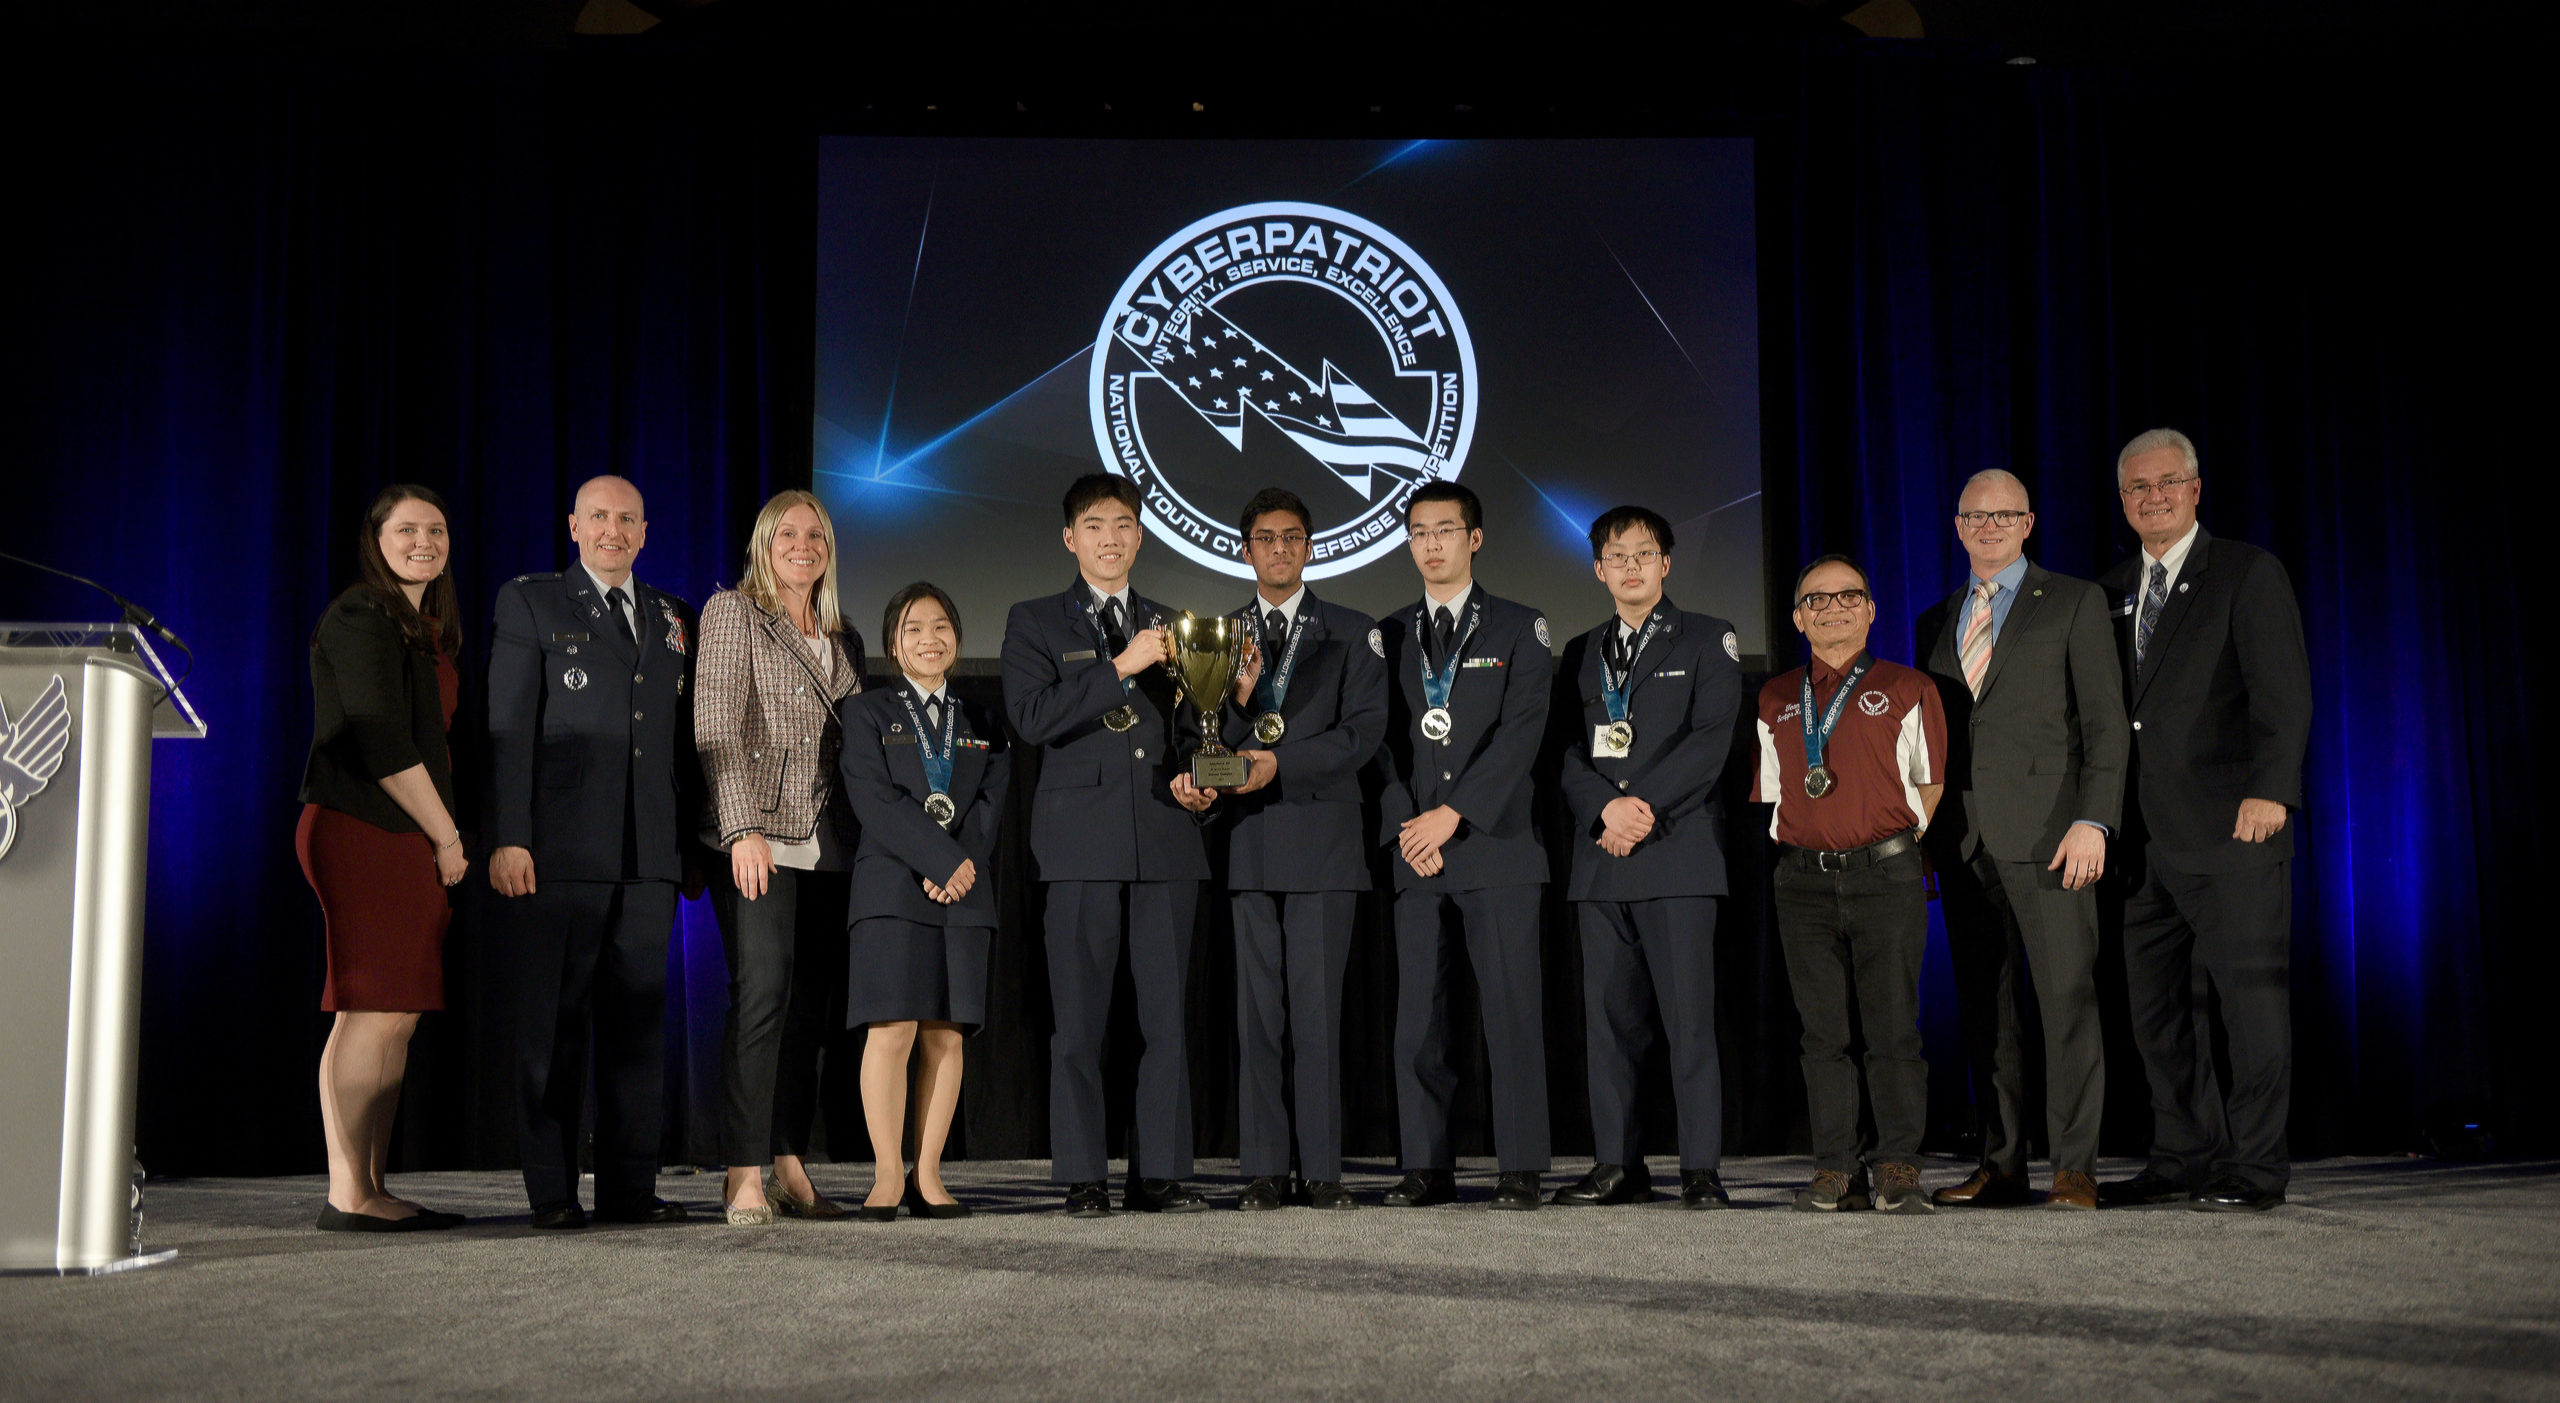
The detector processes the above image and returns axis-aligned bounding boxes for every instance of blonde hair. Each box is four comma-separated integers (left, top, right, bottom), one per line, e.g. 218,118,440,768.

740,489,845,635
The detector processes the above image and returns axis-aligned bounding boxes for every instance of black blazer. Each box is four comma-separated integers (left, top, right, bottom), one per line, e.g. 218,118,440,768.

484,570,700,884
1215,591,1389,893
2099,529,2312,872
1556,600,1743,902
1917,563,2129,866
300,587,458,835
1375,587,1553,893
999,577,1208,883
839,684,1008,927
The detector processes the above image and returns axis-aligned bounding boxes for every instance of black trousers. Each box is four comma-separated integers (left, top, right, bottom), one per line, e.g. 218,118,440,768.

1938,846,2105,1175
708,865,850,1168
1043,879,1198,1184
1772,849,1929,1173
2123,851,2293,1191
1232,890,1358,1183
1577,896,1723,1172
508,879,675,1212
1393,885,1551,1173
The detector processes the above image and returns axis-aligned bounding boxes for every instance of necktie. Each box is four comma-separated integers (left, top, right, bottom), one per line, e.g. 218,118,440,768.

1264,609,1287,670
925,697,942,732
1604,625,1629,675
607,585,635,643
2136,561,2169,665
1959,580,1998,697
1432,605,1454,663
1102,597,1129,655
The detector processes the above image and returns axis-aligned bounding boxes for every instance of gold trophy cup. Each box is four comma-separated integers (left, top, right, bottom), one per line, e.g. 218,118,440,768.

1165,611,1252,790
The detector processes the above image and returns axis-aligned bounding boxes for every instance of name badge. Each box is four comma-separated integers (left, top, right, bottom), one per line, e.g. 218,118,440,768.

1061,649,1097,662
1591,724,1631,759
1658,670,1686,677
2110,599,2136,617
548,632,590,643
884,734,918,747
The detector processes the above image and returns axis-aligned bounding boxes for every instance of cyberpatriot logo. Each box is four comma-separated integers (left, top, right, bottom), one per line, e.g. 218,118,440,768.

0,674,71,865
1091,202,1477,580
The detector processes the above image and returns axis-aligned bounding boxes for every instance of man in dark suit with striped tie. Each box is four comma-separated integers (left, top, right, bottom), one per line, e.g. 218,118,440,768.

2099,429,2312,1213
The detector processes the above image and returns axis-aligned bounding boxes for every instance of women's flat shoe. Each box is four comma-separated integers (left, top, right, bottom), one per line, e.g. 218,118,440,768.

404,1207,468,1230
768,1181,848,1220
724,1204,775,1226
855,1203,899,1222
316,1205,438,1234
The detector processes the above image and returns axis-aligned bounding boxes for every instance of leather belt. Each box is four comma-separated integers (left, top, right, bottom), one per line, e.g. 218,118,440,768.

1778,830,1918,874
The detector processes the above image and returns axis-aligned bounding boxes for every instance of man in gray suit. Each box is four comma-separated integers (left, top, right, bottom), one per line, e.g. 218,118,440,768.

1916,469,2127,1211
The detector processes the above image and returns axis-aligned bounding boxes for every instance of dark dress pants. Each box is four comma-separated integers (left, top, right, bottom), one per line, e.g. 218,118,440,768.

708,865,850,1167
509,879,675,1212
1044,880,1199,1183
2123,851,2293,1191
1938,846,2105,1175
1233,890,1358,1183
1392,885,1551,1173
1578,896,1723,1172
1773,849,1929,1173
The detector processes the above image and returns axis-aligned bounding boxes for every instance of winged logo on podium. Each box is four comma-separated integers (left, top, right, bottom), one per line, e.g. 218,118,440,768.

0,674,72,864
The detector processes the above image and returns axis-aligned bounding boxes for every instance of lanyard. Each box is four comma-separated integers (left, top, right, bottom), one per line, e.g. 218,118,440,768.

1078,583,1135,699
1802,653,1874,773
1600,606,1670,723
1248,601,1311,715
1418,594,1484,711
896,688,958,796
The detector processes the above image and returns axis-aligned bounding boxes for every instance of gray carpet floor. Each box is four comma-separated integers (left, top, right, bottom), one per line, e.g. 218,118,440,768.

5,1156,2555,1401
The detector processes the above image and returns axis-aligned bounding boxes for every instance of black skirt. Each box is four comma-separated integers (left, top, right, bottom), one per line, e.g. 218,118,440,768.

847,916,991,1031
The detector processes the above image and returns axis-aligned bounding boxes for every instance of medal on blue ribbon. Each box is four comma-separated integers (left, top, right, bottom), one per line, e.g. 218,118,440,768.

1246,601,1309,745
1598,606,1669,756
1801,653,1874,799
898,688,961,827
1079,583,1141,732
1416,595,1482,742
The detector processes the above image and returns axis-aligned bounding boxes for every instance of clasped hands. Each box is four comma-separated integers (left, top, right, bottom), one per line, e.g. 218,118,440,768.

1596,795,1655,857
921,858,976,905
1399,804,1463,877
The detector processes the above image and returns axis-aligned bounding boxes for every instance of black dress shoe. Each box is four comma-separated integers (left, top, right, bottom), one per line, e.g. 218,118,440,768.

2099,1170,2195,1206
2191,1175,2286,1212
404,1207,468,1230
1237,1176,1286,1212
855,1203,899,1222
528,1203,587,1230
1382,1168,1457,1208
593,1198,688,1224
1307,1180,1359,1211
316,1205,440,1234
1124,1178,1209,1213
1678,1170,1732,1210
1551,1163,1655,1206
1063,1181,1112,1218
1490,1171,1541,1211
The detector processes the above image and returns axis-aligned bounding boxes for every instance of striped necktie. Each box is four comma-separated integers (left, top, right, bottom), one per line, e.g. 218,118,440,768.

2136,561,2169,665
1959,580,1998,697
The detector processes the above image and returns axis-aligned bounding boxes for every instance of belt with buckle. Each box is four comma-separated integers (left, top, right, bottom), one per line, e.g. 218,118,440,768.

1779,830,1918,874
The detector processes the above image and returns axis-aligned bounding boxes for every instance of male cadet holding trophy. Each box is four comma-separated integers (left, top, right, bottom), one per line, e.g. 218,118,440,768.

1553,506,1743,1210
1376,481,1555,1211
1214,487,1388,1213
1000,473,1218,1217
485,474,700,1229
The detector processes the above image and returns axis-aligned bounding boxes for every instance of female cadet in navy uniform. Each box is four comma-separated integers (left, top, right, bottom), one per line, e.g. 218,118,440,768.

840,582,1008,1221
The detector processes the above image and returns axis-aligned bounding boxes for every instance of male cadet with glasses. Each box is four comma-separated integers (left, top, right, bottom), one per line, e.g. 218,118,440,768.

1376,481,1554,1211
1213,487,1388,1213
1916,470,2127,1213
1553,506,1743,1210
1753,555,1947,1215
486,474,700,1229
1002,473,1218,1217
2099,428,2310,1213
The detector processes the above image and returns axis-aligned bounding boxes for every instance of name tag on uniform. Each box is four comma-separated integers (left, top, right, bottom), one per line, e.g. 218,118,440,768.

1461,657,1504,668
1658,670,1686,677
885,734,918,747
549,632,590,643
2111,598,2136,617
1061,649,1097,662
1591,725,1631,759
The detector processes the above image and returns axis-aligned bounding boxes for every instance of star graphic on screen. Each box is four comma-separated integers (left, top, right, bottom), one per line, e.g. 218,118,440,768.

1233,356,1249,367
1202,333,1219,347
1264,398,1280,409
1214,397,1228,408
1317,415,1331,427
1259,369,1274,381
1208,367,1223,379
1187,376,1201,387
1182,343,1196,357
1288,390,1303,402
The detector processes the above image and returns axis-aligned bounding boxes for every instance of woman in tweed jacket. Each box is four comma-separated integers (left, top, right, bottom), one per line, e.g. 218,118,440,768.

695,489,866,1225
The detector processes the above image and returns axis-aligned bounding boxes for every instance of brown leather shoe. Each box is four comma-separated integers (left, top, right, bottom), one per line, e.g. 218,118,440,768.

1932,1166,2030,1207
2045,1171,2099,1210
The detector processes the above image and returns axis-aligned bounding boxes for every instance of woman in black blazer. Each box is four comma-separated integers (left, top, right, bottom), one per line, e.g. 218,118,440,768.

295,484,470,1233
838,582,1008,1220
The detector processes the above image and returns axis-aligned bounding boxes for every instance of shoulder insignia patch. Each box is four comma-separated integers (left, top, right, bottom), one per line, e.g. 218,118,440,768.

1724,630,1740,662
1533,616,1550,648
1369,627,1385,658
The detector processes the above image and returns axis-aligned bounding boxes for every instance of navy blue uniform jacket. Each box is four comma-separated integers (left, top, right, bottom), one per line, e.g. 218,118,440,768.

485,570,699,884
1375,588,1552,893
1557,601,1743,902
1216,591,1388,893
1000,578,1208,883
838,684,1009,927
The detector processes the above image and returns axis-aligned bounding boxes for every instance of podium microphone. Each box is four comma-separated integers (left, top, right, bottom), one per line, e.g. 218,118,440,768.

0,549,195,696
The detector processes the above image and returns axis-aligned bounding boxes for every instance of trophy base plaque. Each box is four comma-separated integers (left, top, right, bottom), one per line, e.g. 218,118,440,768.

1191,752,1249,790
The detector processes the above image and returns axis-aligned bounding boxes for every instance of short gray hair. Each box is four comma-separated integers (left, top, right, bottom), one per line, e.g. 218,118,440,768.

1960,468,2030,509
2116,428,2200,482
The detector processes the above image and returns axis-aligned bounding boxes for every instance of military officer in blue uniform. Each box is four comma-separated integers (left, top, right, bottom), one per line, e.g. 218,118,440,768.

1214,487,1388,1213
1375,481,1554,1211
1553,506,1744,1210
1000,473,1218,1218
486,474,700,1229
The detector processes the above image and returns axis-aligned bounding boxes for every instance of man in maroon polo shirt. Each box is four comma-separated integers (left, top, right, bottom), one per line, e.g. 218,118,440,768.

1752,554,1948,1214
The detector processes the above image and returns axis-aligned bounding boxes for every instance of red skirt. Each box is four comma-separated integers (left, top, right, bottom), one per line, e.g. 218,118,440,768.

295,803,448,1012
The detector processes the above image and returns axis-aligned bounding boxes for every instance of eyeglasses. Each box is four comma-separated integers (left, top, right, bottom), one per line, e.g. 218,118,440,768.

2118,473,2198,498
1599,549,1664,571
1409,524,1473,546
1799,589,1871,611
1247,532,1309,550
1955,510,2031,528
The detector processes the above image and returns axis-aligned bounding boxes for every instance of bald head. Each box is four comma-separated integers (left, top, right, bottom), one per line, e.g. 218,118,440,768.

1954,468,2034,578
569,475,648,586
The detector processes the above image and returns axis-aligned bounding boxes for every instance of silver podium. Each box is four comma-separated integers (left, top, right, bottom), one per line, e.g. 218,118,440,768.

1,623,204,1275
